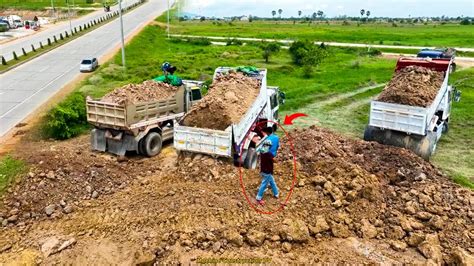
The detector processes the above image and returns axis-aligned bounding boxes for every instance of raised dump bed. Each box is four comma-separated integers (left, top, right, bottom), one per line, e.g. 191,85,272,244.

174,67,283,169
365,58,457,160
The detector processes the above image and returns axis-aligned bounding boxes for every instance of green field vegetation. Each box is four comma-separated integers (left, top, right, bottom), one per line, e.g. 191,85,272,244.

0,156,26,195
0,0,104,10
432,68,474,188
167,20,474,48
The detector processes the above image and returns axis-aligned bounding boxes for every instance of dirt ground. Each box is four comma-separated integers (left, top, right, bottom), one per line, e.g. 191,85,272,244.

377,65,444,107
100,80,178,104
0,126,472,265
182,72,261,130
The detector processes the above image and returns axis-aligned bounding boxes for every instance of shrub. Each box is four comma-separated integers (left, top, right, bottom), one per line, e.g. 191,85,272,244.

188,37,211,46
261,42,281,63
379,40,384,44
392,22,398,27
460,19,471,25
302,65,313,78
42,92,88,140
226,38,243,46
342,20,350,26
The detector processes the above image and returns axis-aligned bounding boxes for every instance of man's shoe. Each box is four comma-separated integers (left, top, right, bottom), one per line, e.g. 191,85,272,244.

256,199,265,206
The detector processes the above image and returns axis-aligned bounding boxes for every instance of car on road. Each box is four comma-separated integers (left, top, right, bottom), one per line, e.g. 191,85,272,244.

80,58,99,72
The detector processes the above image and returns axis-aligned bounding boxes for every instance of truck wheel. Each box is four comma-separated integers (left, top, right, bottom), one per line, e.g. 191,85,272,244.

243,148,258,169
143,132,162,157
442,122,449,134
138,138,146,155
363,126,375,141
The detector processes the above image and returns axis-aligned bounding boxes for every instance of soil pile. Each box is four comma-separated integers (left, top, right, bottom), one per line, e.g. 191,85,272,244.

101,80,178,104
377,66,444,107
181,72,261,130
1,127,472,264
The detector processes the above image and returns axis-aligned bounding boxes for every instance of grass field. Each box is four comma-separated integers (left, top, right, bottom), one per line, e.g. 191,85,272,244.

0,156,26,195
0,0,103,10
166,20,474,48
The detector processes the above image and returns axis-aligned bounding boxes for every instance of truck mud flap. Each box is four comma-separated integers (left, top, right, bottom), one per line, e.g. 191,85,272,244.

107,135,136,156
91,129,106,152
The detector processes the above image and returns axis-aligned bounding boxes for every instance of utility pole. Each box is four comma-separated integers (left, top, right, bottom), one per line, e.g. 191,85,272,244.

167,0,170,39
67,0,72,33
50,0,55,18
118,0,126,68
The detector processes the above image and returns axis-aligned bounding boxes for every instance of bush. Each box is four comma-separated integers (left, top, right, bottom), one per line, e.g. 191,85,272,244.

350,60,360,69
42,92,88,140
261,42,281,63
392,22,398,27
460,19,471,25
289,40,328,67
302,65,313,78
188,37,211,46
342,20,350,26
226,38,243,46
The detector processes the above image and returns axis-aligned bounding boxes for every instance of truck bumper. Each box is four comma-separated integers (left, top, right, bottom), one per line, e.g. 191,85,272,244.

91,128,138,156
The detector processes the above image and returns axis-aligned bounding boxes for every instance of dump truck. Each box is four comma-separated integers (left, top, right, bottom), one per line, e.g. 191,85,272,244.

417,48,456,73
364,57,460,160
174,67,283,169
86,80,203,157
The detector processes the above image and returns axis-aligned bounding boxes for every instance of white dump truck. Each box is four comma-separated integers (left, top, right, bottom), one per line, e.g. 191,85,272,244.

364,58,460,160
86,80,203,157
174,67,284,169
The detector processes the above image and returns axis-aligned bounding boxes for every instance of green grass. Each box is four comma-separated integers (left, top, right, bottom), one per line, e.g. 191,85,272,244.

0,0,103,10
431,68,474,187
167,20,474,48
0,156,26,195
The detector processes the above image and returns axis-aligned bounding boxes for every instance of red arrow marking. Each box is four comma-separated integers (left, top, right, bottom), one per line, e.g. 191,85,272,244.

283,113,308,125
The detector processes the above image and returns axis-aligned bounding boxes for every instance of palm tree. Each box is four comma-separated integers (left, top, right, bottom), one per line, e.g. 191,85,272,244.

272,10,276,19
278,9,283,19
317,10,324,20
298,10,302,18
360,9,365,17
366,10,371,20
312,12,317,21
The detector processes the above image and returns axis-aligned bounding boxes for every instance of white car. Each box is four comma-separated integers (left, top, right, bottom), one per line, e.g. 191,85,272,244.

80,58,98,72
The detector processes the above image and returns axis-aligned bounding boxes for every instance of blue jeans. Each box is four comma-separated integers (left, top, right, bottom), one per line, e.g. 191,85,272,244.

256,173,279,200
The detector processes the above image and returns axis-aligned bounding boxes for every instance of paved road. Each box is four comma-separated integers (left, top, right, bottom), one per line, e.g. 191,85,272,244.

0,0,169,137
171,34,474,53
0,0,138,61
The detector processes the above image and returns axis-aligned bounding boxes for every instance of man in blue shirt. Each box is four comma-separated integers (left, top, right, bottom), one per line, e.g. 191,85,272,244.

255,126,280,206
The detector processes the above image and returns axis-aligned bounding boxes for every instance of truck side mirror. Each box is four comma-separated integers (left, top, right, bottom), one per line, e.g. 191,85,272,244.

453,88,461,103
279,91,286,105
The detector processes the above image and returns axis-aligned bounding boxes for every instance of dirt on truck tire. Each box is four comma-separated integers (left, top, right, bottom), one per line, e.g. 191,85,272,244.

181,72,261,130
377,65,445,107
0,126,472,264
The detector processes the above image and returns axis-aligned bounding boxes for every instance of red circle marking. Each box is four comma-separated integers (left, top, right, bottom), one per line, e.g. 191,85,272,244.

238,120,297,215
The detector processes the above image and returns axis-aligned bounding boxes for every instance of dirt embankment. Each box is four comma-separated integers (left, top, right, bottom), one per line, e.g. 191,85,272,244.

0,126,472,264
100,80,178,104
181,72,261,130
377,66,445,107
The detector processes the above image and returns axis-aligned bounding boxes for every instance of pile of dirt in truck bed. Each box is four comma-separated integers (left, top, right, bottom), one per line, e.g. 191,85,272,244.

1,127,472,264
181,72,261,130
377,66,445,107
100,80,178,104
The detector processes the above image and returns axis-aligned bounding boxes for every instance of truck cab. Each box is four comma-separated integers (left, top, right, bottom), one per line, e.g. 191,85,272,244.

417,48,456,72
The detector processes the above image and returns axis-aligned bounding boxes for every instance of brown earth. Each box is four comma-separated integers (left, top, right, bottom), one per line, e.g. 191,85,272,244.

0,126,473,264
100,80,178,104
377,65,445,107
181,72,261,130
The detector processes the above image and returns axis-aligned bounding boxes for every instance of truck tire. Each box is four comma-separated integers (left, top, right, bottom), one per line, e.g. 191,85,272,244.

363,126,375,141
138,138,146,155
243,148,258,169
143,132,162,157
442,122,449,134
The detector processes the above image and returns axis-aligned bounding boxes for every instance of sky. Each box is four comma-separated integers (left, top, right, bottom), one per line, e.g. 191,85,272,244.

181,0,474,18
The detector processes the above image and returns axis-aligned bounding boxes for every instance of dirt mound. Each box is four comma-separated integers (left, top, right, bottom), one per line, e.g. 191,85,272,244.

181,72,260,130
377,66,444,107
0,135,162,225
100,80,178,104
1,127,472,264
